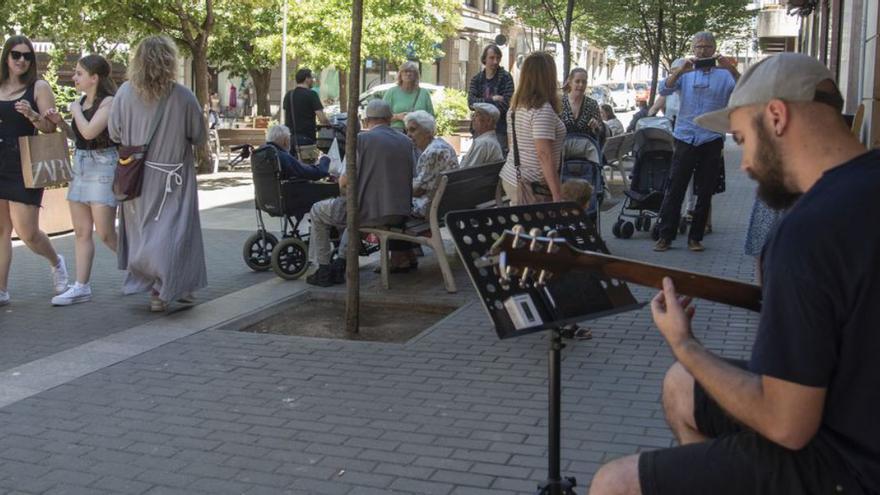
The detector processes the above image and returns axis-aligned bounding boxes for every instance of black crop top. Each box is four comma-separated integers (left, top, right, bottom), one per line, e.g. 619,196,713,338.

72,96,114,150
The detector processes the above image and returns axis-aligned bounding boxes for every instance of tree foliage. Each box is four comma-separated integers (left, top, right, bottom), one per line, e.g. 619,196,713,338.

581,0,754,71
505,0,585,78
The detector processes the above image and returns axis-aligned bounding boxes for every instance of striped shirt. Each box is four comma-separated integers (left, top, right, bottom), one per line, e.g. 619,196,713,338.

500,103,566,186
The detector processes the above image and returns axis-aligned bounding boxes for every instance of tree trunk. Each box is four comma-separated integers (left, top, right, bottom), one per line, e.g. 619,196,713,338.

562,0,575,80
250,68,272,116
191,44,214,174
338,69,348,113
344,0,364,334
649,4,664,107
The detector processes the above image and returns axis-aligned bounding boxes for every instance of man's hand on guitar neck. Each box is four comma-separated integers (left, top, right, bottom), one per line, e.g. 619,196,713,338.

651,277,698,352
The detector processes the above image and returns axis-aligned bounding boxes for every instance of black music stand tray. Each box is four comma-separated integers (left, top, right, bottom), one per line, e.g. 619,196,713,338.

446,202,644,495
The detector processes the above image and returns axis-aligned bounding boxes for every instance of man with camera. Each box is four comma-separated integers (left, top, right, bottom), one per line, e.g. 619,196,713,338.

653,32,739,253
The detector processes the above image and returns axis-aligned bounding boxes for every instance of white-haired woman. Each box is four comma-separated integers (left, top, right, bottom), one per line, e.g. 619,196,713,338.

391,110,458,272
108,35,208,312
383,61,434,132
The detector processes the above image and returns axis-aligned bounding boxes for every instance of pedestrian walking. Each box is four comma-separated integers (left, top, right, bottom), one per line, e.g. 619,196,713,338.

468,44,514,155
653,32,739,252
0,35,69,306
108,35,208,312
499,51,565,205
44,55,118,306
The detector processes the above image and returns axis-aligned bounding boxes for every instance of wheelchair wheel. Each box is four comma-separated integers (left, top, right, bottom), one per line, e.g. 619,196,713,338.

612,220,623,238
243,232,278,271
271,238,309,280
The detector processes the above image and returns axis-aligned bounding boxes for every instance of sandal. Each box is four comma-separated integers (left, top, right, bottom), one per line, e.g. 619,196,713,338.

150,292,167,312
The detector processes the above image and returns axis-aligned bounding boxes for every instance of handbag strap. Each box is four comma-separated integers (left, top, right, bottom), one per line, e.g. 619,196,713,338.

144,91,171,151
409,88,422,112
511,110,522,184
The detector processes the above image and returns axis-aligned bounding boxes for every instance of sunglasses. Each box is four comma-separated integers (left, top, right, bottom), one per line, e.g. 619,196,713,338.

10,50,35,62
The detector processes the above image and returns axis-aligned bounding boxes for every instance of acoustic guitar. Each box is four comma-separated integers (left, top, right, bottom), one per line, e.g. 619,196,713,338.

487,227,762,313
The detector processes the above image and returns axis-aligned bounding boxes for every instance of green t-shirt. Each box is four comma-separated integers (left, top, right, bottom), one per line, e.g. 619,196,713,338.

382,85,435,129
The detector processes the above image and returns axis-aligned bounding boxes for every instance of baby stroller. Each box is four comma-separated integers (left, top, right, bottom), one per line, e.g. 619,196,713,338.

242,144,339,280
611,124,674,239
559,133,605,231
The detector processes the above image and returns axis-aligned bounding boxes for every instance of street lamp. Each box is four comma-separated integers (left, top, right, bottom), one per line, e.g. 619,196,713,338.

280,0,289,123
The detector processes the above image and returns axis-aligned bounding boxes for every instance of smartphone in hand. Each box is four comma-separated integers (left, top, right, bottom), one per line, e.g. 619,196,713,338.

694,57,717,70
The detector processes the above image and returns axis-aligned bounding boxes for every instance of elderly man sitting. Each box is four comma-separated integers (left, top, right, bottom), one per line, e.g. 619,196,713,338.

460,103,504,168
265,124,330,180
305,100,415,287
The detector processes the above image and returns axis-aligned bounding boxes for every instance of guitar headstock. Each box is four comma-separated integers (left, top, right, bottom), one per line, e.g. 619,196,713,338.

482,225,582,290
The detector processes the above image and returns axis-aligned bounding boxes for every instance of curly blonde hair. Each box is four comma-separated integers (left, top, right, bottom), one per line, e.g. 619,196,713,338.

128,35,178,102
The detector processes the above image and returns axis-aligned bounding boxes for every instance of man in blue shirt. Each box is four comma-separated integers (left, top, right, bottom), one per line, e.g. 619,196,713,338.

264,125,330,180
653,32,739,252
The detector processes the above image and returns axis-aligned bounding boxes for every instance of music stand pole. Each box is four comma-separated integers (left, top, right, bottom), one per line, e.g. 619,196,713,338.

537,327,576,495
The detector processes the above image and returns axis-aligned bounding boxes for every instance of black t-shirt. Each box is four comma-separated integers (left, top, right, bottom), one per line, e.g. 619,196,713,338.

283,87,323,140
750,149,880,493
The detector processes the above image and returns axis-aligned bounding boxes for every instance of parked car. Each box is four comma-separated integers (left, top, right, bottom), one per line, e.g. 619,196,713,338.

588,85,613,108
602,81,636,111
358,82,445,119
633,82,651,104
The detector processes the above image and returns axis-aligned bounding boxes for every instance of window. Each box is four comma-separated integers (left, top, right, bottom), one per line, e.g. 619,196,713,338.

485,0,498,13
463,0,476,8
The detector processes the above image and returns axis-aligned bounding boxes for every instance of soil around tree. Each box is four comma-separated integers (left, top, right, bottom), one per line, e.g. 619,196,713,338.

238,298,458,343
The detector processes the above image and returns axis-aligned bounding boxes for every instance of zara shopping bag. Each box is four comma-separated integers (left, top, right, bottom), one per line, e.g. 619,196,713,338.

18,132,73,189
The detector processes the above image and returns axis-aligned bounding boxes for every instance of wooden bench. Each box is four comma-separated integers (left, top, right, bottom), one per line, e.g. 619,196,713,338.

360,160,505,293
211,127,268,173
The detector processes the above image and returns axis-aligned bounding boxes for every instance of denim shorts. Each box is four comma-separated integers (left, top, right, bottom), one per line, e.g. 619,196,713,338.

67,147,118,207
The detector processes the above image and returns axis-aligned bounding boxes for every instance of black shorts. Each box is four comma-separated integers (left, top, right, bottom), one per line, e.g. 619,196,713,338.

638,361,865,495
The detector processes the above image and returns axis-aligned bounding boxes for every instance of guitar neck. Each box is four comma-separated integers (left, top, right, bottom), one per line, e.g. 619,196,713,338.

510,249,762,312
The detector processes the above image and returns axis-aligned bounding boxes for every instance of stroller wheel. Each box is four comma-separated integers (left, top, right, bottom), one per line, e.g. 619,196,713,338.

612,220,623,238
642,217,652,232
634,217,644,231
243,232,278,271
271,238,310,280
651,224,661,241
679,219,689,235
621,221,635,239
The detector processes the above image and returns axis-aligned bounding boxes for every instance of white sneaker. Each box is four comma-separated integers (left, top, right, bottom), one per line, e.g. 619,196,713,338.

52,255,69,295
51,283,92,306
0,290,9,306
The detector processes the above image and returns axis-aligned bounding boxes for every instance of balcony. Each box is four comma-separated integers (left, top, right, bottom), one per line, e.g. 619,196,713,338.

757,6,800,52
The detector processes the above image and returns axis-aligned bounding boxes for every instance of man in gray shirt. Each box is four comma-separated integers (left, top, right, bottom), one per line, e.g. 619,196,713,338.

460,103,504,168
306,100,414,287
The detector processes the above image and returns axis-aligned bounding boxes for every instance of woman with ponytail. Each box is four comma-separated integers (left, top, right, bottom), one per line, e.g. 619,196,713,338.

45,54,118,306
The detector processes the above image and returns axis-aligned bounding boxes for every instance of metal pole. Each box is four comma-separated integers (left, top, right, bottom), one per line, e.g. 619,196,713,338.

280,0,289,123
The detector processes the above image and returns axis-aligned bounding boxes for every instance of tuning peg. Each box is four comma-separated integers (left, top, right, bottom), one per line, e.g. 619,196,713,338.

537,269,552,287
511,224,526,249
547,230,559,238
518,266,532,289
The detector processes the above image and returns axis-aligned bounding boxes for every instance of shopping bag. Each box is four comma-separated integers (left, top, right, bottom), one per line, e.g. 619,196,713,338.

19,132,72,189
327,138,344,177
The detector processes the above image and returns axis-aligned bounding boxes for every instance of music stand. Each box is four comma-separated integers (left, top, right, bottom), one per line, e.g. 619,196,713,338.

446,203,643,495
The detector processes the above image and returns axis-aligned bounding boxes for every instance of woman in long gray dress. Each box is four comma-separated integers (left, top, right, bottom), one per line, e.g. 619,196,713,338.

108,36,207,312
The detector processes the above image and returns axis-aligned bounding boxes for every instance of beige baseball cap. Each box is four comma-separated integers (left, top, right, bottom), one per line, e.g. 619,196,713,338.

695,53,837,133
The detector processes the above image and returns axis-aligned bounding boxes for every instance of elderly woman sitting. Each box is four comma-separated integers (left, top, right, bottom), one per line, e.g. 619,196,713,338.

384,111,458,273
405,110,459,218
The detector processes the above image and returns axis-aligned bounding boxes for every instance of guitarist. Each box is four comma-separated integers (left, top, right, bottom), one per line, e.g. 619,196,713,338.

590,54,880,495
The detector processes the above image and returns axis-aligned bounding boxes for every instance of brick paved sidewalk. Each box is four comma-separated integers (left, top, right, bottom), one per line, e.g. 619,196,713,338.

0,143,761,494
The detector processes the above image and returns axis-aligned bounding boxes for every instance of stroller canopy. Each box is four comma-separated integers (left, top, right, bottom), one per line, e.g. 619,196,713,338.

563,133,602,165
633,127,674,157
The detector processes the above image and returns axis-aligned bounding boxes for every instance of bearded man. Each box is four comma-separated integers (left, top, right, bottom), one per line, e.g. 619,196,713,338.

588,53,880,495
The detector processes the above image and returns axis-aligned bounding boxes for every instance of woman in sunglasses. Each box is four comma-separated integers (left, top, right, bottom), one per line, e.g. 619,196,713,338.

0,35,68,307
